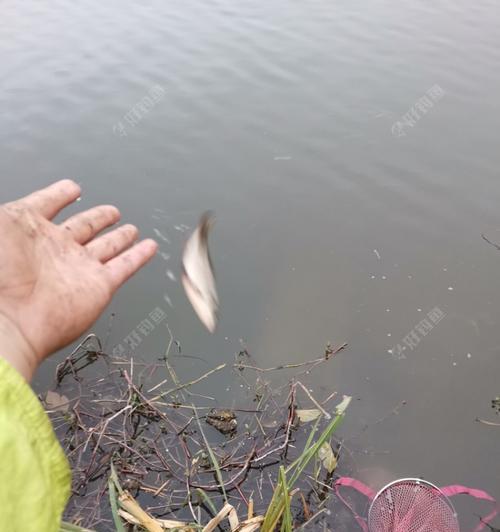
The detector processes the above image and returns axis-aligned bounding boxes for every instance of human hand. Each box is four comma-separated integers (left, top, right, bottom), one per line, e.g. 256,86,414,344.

0,180,158,381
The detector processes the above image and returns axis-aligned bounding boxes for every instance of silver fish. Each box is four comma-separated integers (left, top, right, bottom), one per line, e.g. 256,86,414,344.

181,212,219,333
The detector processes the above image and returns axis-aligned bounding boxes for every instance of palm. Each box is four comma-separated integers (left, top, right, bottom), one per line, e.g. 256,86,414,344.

0,180,157,379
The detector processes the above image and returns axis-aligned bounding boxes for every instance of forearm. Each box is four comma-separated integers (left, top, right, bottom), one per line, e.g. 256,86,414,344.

0,312,39,381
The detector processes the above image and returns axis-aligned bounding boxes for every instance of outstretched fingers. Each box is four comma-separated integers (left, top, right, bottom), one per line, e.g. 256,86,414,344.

21,179,81,220
62,205,121,244
16,179,158,298
86,224,139,262
104,239,158,291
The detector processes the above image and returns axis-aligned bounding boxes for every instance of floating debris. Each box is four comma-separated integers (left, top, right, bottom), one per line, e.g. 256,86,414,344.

492,397,500,414
481,233,500,251
50,336,350,531
44,390,70,413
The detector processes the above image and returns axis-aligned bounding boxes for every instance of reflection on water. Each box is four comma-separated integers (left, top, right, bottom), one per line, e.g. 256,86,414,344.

1,0,500,527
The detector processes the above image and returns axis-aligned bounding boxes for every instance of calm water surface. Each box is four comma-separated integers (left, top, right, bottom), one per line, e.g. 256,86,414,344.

1,0,500,527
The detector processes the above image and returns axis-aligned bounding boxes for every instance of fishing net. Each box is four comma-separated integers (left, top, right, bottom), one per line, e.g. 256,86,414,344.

368,478,460,532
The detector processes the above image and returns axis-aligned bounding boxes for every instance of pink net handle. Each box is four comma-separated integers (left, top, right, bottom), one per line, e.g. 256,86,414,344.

334,477,498,532
334,477,375,532
440,485,498,532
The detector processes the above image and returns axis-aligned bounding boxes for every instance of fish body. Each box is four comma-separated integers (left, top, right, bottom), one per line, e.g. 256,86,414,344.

181,212,219,332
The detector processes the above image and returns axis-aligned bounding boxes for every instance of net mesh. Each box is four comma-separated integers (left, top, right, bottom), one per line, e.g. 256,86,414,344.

368,479,459,532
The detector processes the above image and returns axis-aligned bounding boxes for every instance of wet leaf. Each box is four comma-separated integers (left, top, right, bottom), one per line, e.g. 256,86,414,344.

318,442,337,473
295,409,321,423
45,390,70,412
119,491,163,532
335,395,352,416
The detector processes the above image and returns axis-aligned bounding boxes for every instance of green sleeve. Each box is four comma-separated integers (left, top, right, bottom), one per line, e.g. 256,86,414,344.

0,357,71,532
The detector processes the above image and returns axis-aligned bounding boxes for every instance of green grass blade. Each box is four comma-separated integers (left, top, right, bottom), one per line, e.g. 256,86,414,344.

193,404,228,503
302,416,321,453
261,477,285,531
108,478,126,532
109,461,124,496
262,397,351,531
196,488,218,516
279,466,292,532
287,411,345,486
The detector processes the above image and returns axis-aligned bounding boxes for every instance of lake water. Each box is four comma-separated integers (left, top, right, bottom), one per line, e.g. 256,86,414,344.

1,0,500,528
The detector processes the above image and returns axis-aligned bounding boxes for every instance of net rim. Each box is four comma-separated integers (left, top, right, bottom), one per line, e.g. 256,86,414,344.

367,477,459,530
